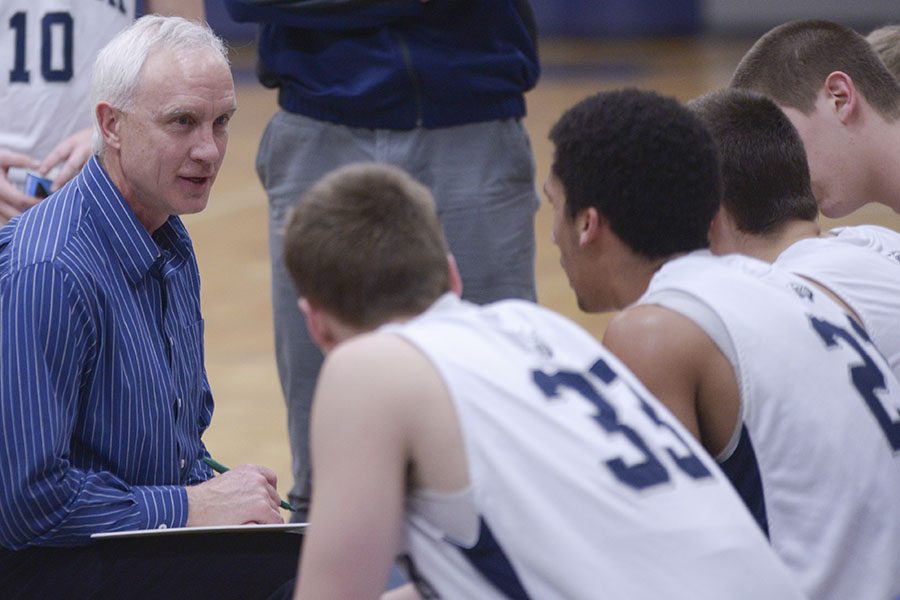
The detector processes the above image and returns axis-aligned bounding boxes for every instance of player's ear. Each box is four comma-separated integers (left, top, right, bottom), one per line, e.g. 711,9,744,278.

578,206,602,248
447,253,463,297
95,102,123,150
299,297,334,352
823,71,858,124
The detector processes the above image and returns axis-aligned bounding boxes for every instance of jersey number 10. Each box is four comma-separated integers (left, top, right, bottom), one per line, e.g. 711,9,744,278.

9,11,74,84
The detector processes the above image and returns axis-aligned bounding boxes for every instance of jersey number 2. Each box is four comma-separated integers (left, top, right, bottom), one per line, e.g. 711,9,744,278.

9,11,74,83
810,315,900,451
533,358,712,491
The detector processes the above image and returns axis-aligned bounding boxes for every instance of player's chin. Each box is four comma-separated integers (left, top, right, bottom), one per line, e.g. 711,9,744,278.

817,195,851,220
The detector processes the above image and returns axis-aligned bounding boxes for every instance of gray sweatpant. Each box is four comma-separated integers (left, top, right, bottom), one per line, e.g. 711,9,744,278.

257,111,540,518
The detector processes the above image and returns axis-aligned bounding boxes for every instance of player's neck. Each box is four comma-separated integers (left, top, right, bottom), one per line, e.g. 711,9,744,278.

741,220,820,263
862,116,900,213
618,254,676,308
719,219,821,263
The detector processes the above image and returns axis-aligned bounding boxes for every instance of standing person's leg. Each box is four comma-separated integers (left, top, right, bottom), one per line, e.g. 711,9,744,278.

394,119,539,305
257,111,374,520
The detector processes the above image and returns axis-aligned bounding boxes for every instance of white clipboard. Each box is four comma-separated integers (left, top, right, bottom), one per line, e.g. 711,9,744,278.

91,522,307,540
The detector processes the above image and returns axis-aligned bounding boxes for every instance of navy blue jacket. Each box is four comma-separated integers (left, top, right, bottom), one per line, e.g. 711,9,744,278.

223,0,540,130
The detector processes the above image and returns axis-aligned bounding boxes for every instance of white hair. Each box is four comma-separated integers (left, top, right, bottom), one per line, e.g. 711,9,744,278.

90,15,229,154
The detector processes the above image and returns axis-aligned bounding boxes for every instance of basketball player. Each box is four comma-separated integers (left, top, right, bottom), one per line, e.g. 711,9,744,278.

548,88,900,600
688,87,900,381
283,162,803,600
730,20,900,219
0,0,204,224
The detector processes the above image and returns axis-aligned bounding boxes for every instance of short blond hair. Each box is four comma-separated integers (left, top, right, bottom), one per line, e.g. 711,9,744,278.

868,24,900,82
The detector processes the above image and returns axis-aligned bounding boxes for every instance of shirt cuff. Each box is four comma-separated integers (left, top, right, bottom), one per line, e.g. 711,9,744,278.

133,485,189,530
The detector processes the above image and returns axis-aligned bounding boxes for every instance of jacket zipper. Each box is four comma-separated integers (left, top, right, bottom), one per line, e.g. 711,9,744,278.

393,31,424,127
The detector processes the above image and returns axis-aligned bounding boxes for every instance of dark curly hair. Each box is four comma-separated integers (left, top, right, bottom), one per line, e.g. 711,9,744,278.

549,88,721,259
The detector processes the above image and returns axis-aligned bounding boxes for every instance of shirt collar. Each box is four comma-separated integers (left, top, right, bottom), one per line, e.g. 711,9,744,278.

77,156,191,285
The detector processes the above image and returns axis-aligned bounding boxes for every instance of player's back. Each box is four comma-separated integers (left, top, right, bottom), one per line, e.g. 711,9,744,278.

640,252,900,600
777,230,900,380
386,294,804,600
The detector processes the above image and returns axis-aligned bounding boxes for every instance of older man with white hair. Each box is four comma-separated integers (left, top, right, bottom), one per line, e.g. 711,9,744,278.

0,15,298,599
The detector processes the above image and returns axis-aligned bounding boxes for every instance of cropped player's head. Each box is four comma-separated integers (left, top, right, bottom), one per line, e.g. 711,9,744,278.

688,88,818,255
284,163,458,347
731,20,900,217
546,88,720,311
731,20,900,120
867,24,900,82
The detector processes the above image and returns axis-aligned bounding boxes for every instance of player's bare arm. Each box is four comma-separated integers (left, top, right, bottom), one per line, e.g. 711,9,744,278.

603,304,739,456
295,334,420,600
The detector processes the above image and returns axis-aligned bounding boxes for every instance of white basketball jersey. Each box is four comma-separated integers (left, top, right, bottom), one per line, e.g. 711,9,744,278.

831,224,900,261
0,0,135,160
385,294,803,600
640,252,900,600
777,230,900,381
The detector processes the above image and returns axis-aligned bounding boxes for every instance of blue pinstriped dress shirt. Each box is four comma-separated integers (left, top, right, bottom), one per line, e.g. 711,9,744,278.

0,156,214,549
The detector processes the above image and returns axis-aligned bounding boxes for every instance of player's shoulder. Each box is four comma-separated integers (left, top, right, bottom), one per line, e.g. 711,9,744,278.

831,224,900,263
606,303,710,356
322,331,445,406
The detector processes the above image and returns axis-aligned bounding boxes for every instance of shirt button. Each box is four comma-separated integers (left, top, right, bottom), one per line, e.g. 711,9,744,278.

176,397,183,410
180,458,186,469
169,336,175,347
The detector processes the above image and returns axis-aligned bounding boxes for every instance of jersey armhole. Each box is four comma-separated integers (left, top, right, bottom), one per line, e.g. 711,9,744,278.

642,288,744,462
407,485,480,548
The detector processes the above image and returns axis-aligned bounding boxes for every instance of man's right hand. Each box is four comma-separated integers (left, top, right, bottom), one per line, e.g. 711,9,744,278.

0,149,41,225
185,464,284,526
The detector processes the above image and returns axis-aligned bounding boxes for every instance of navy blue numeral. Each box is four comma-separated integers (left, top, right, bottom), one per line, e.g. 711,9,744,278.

810,316,900,451
8,11,74,84
41,13,74,82
533,358,712,491
9,12,29,82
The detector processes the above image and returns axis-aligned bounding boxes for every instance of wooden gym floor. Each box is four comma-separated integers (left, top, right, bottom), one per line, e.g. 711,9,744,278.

188,37,900,509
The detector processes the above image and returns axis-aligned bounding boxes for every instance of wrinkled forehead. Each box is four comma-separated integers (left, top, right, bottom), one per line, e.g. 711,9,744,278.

135,46,235,112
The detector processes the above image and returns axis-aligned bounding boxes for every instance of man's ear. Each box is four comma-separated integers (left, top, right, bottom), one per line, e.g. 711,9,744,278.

447,253,463,297
95,102,123,150
299,297,335,352
578,206,603,248
823,71,859,124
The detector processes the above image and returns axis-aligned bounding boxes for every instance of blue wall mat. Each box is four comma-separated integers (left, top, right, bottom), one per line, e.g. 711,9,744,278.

531,0,701,37
145,1,700,41
204,0,258,42
137,1,258,42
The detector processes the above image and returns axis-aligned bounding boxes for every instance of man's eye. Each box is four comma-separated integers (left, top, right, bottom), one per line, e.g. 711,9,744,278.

176,116,192,126
215,114,231,127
